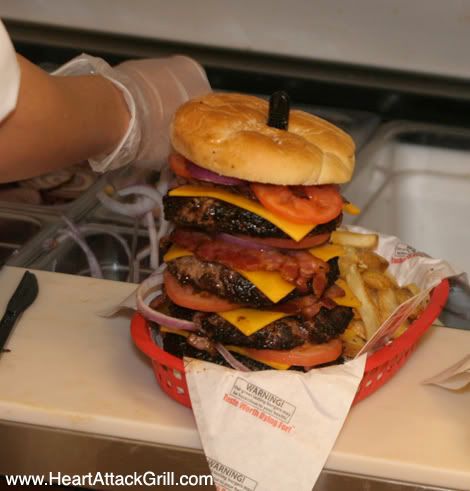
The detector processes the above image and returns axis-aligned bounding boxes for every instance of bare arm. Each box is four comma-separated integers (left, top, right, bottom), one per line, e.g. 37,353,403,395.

0,55,129,183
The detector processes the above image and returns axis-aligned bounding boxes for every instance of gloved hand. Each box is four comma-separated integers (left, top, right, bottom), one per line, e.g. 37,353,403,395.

53,54,211,172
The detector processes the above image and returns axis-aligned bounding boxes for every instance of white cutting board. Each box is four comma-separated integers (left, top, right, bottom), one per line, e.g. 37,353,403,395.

0,267,468,490
0,266,201,448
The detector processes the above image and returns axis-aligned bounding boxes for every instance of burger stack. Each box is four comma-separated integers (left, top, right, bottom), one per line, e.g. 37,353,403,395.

151,92,359,371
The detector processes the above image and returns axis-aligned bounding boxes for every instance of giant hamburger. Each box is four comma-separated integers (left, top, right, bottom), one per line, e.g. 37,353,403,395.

141,92,359,371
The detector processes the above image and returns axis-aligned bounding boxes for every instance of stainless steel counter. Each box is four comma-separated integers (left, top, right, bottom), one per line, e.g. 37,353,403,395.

0,421,450,491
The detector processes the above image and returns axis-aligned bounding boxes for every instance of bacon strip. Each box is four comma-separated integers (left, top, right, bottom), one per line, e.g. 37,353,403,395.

274,295,323,318
170,229,329,295
324,283,345,299
274,294,338,319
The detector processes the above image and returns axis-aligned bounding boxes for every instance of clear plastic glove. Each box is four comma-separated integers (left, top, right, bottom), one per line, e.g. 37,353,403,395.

54,54,211,172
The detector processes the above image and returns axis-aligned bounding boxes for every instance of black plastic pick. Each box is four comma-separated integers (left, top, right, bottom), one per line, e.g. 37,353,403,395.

267,91,290,130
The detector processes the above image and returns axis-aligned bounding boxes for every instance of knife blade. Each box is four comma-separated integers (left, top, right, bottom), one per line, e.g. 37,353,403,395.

0,271,39,352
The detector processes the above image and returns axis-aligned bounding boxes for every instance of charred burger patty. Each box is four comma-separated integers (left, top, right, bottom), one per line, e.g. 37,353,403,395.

166,255,341,308
201,307,353,349
164,195,342,239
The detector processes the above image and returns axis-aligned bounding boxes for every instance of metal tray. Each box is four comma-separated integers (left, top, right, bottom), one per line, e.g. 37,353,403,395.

31,222,152,282
0,208,59,266
343,121,470,329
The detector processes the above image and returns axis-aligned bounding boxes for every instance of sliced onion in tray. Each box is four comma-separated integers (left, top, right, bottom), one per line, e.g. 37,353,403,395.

186,161,244,186
48,225,133,279
117,185,163,205
61,216,103,279
144,211,159,270
156,164,172,196
136,273,198,331
97,190,156,217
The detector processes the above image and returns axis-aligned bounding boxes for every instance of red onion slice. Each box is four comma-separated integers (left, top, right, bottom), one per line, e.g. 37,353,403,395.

61,216,103,279
97,190,156,217
217,233,274,251
118,185,163,204
48,225,133,280
133,246,151,283
136,274,197,331
215,343,251,371
186,161,244,186
144,211,159,270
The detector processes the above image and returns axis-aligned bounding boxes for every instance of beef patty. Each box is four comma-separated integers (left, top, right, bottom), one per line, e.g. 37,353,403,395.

166,255,340,307
164,299,352,351
166,256,273,307
164,195,342,239
201,306,353,350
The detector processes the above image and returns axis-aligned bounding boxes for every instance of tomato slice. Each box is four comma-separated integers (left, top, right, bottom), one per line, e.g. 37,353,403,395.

242,339,342,367
164,271,239,312
235,232,330,250
251,184,343,225
169,154,192,179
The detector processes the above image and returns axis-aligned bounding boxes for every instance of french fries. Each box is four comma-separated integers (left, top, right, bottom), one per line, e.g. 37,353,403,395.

362,270,395,290
345,264,381,339
376,288,399,324
336,233,428,357
395,287,414,306
356,249,389,272
331,230,378,249
341,320,367,358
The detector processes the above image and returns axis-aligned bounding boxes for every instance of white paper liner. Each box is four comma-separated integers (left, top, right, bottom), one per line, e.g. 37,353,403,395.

422,354,470,390
347,225,458,290
185,355,366,491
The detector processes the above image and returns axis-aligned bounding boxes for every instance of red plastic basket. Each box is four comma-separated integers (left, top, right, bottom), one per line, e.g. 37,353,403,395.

131,280,449,408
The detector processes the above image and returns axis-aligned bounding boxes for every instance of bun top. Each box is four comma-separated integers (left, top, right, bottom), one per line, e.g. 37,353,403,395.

170,92,355,185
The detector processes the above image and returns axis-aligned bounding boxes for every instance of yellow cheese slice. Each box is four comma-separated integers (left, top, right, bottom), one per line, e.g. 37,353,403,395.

343,202,361,215
334,279,362,308
237,270,295,303
218,308,289,336
159,327,290,370
163,245,193,262
225,345,290,370
169,185,316,241
163,245,295,303
309,243,346,262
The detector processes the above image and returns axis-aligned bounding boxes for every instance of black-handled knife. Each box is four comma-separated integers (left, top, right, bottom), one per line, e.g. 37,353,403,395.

0,271,39,352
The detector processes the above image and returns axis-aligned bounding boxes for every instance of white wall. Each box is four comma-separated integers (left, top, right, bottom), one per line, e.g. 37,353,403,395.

2,0,470,79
